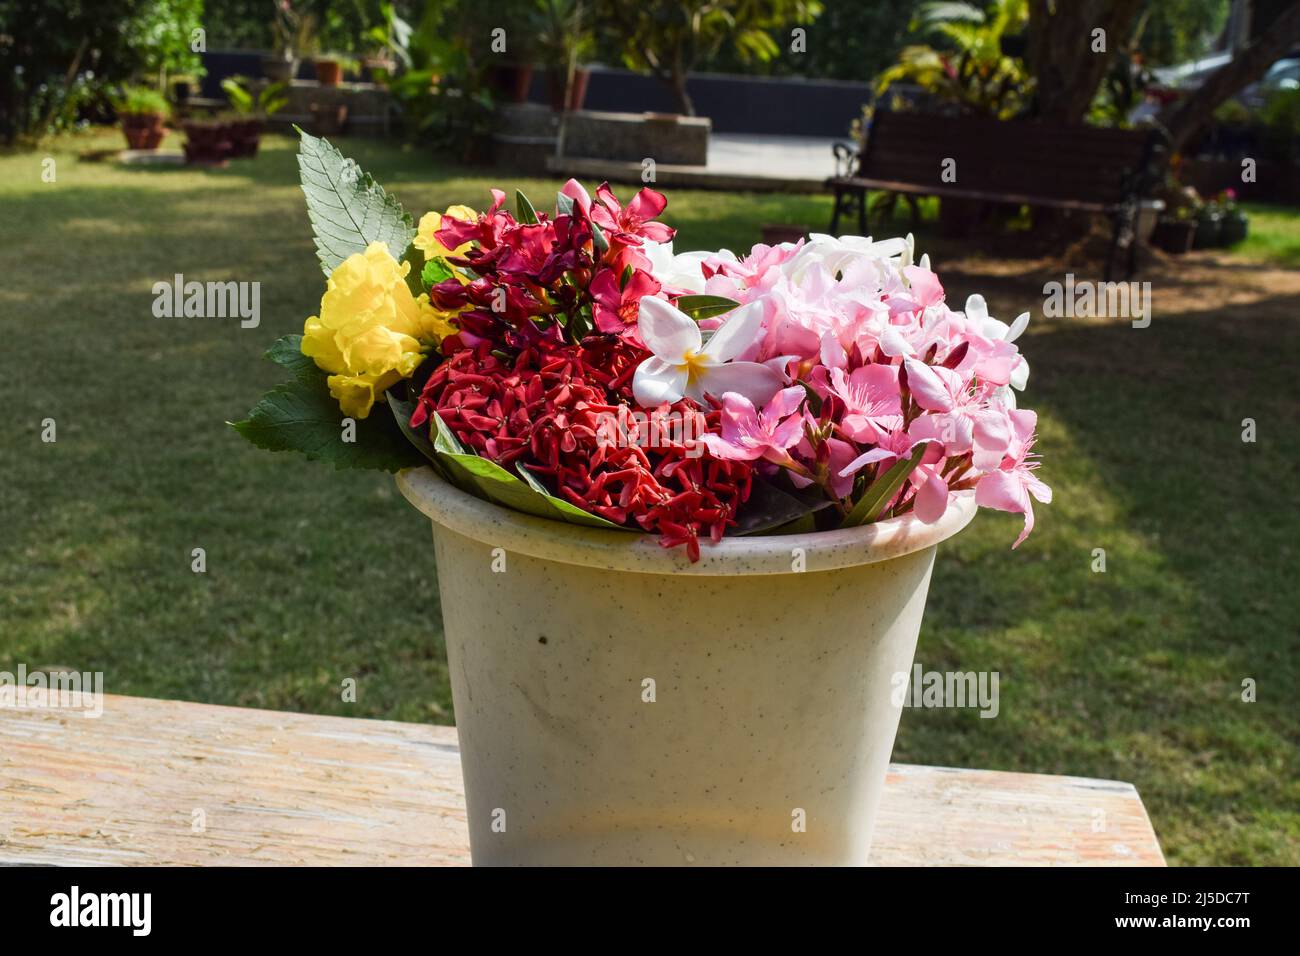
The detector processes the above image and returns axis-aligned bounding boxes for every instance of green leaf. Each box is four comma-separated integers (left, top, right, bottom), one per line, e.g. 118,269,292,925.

265,334,319,384
427,413,625,530
296,127,415,275
799,380,823,418
733,477,834,536
839,442,930,529
513,463,626,528
675,294,741,320
516,189,539,225
421,258,454,289
590,220,609,255
231,377,417,473
385,385,449,481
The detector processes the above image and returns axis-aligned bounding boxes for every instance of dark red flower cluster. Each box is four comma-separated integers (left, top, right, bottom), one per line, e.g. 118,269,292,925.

412,319,753,560
410,180,753,559
408,180,759,561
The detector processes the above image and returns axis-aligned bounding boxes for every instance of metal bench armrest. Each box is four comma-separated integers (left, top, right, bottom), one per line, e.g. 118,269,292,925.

832,140,859,178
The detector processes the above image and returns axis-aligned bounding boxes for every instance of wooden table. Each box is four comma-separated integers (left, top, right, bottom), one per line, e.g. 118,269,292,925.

0,694,1164,866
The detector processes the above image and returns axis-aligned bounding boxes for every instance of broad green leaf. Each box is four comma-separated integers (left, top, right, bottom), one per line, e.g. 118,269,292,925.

733,477,834,536
296,127,415,275
427,413,624,529
839,441,930,529
231,377,417,472
590,220,609,255
386,386,450,481
421,258,454,289
516,189,539,225
513,463,627,528
265,334,319,384
675,294,740,320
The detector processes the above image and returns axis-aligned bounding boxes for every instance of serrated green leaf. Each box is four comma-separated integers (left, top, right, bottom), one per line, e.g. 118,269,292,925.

516,189,539,224
231,376,418,473
675,294,741,320
839,441,930,529
265,334,319,384
428,413,624,529
296,128,415,275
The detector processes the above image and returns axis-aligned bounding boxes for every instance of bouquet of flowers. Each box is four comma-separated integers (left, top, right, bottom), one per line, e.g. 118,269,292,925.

236,133,1049,560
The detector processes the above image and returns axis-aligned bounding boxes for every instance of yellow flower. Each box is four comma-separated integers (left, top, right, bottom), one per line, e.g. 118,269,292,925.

413,204,477,260
302,242,456,419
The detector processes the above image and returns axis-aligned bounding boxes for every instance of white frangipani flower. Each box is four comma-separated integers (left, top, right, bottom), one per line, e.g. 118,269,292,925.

632,298,783,408
965,293,1031,390
641,239,734,294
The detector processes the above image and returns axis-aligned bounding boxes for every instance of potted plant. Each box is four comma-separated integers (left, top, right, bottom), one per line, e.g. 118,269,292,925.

266,4,315,83
219,76,288,157
1216,189,1249,245
538,0,594,111
237,133,1050,866
313,8,362,86
1151,207,1198,254
170,73,199,106
1194,201,1223,249
362,1,413,83
115,86,169,150
180,116,235,167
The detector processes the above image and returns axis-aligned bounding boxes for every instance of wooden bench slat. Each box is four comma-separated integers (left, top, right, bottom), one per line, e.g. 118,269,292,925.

0,694,1164,866
825,176,1113,212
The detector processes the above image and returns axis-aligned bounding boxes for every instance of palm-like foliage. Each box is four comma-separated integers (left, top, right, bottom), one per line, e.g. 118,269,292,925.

876,0,1032,119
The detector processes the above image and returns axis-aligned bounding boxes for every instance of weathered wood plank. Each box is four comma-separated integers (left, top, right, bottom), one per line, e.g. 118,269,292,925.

0,694,1163,866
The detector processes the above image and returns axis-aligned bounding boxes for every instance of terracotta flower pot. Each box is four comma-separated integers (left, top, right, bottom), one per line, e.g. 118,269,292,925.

490,64,534,104
548,67,590,112
181,121,234,167
314,58,343,87
227,118,263,158
121,113,165,151
397,466,977,866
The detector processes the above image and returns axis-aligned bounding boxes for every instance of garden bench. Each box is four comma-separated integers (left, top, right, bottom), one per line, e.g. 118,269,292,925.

0,693,1164,866
827,110,1165,279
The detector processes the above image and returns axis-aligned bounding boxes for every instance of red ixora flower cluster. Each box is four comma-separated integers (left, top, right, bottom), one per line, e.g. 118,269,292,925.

411,184,755,560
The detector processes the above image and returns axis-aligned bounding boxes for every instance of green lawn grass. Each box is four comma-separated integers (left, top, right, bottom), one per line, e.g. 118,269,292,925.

1237,201,1300,267
2,128,1296,864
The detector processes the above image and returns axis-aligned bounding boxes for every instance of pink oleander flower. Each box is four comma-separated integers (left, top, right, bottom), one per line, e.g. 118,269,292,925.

838,426,947,520
975,409,1052,548
826,363,903,444
590,267,661,338
591,183,676,243
903,357,1011,469
700,386,806,465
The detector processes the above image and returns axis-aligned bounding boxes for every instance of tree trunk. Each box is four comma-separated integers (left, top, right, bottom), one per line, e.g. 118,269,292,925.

669,67,695,116
1158,1,1300,151
1026,0,1146,123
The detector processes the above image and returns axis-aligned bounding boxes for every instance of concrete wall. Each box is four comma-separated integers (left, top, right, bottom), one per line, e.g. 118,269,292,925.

529,66,872,138
201,52,874,138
